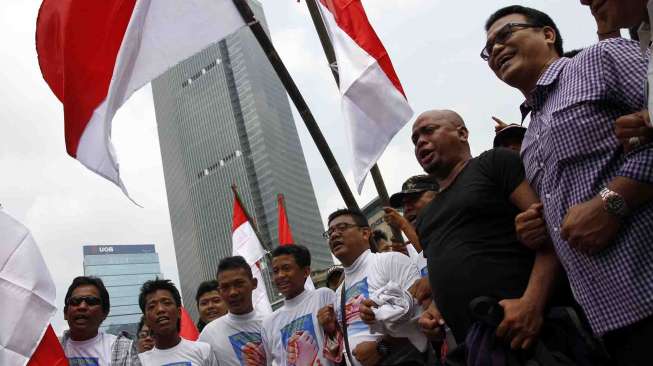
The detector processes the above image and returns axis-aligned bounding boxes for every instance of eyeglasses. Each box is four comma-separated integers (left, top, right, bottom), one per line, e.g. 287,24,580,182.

481,23,541,61
67,296,102,307
322,223,361,239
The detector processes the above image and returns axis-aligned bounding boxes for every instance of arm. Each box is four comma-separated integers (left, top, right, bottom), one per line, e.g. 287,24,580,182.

383,207,422,251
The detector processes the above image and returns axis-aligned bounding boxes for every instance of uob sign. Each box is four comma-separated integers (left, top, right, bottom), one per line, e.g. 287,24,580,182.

98,246,114,253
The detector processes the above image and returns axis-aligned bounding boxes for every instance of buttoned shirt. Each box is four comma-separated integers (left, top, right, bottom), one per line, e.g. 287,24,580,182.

638,1,653,123
520,38,653,336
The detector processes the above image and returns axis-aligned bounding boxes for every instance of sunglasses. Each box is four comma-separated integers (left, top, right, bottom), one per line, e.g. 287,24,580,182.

68,296,102,307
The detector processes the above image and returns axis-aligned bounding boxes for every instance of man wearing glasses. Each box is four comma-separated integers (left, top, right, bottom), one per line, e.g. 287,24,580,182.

61,276,140,365
319,208,431,366
484,5,653,364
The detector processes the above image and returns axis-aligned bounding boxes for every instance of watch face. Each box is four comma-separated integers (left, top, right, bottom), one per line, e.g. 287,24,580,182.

606,194,625,216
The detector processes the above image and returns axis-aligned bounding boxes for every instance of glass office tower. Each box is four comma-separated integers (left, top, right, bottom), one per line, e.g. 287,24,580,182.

151,0,332,320
83,244,162,336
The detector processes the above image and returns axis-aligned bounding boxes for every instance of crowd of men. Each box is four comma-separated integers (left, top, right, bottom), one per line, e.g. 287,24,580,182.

58,2,652,365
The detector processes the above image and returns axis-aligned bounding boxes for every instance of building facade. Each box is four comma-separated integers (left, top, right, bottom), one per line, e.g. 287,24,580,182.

83,244,162,336
151,0,331,320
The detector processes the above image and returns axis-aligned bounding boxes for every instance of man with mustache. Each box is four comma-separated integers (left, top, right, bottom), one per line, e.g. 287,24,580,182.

61,276,140,366
485,5,653,364
138,279,217,365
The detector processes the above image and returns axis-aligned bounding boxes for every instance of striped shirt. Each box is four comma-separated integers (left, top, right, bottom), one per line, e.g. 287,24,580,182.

520,38,653,335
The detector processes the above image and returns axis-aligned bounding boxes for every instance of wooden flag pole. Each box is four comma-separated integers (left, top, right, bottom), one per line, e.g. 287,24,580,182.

232,0,359,211
304,0,404,242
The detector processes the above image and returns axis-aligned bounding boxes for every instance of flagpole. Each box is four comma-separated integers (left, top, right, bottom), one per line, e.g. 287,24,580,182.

231,0,359,211
304,0,404,242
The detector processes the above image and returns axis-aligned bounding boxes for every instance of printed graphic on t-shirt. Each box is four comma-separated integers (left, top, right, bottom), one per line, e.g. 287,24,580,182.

68,357,100,366
342,278,369,335
162,362,192,366
229,331,264,366
420,266,428,277
280,314,320,366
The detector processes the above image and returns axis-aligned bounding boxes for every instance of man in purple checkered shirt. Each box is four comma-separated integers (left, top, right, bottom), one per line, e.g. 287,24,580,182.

483,5,653,365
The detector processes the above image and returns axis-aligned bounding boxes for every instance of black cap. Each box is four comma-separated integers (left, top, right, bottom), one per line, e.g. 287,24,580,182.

326,265,343,282
493,124,527,148
389,175,439,208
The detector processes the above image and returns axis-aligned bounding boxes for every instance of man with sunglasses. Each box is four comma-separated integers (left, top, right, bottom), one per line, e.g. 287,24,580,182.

319,208,431,366
485,5,653,364
61,276,140,365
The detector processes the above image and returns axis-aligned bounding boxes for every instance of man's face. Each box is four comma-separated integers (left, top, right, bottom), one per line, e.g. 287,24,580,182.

412,114,465,174
272,254,309,299
144,289,180,338
198,290,228,324
402,190,437,222
327,215,370,266
137,324,155,353
218,268,256,315
64,285,106,338
580,0,647,29
486,14,554,92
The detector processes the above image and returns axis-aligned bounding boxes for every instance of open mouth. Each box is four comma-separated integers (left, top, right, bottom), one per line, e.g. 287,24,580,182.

497,52,514,72
155,316,170,325
330,239,344,252
417,149,434,166
72,315,89,324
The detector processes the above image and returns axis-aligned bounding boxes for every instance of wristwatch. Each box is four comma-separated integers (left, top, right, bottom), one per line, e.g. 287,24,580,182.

376,339,391,357
599,187,629,218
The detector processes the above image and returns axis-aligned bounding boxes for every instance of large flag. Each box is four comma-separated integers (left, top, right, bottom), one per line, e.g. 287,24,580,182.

36,0,245,197
317,0,413,192
232,193,273,315
276,194,315,290
0,210,60,366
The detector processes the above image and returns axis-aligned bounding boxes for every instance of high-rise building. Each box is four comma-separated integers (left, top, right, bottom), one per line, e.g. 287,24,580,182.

83,244,162,336
151,0,331,320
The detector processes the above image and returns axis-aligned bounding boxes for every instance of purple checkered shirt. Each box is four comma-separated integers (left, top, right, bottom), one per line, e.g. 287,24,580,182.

520,38,653,336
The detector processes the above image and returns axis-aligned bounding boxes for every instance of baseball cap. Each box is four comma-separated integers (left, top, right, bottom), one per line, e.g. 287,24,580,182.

389,175,439,208
493,124,527,148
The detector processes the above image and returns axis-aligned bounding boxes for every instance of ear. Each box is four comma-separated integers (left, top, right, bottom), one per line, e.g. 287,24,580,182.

303,266,311,280
360,226,371,242
457,126,469,142
542,26,557,51
252,276,258,290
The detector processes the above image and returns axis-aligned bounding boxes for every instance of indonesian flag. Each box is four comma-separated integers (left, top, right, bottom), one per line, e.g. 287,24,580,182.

179,306,200,341
36,0,245,197
276,194,315,290
232,195,273,315
317,0,413,192
0,211,61,366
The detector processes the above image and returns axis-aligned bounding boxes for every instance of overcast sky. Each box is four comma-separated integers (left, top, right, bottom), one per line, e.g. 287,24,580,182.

1,0,598,334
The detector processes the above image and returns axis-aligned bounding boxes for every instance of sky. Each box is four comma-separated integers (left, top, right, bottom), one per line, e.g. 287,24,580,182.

0,0,599,334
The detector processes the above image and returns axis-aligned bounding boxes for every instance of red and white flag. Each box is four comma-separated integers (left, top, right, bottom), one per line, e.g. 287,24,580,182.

179,306,200,341
232,194,273,315
317,0,413,192
0,211,61,366
277,194,315,290
36,0,245,197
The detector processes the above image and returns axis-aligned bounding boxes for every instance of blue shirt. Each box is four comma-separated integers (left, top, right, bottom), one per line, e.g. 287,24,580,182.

520,38,653,335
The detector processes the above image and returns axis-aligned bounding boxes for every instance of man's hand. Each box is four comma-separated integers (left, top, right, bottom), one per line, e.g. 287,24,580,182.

352,341,381,366
359,299,378,325
560,196,621,255
515,203,548,250
418,302,445,340
496,297,543,350
317,305,338,336
409,277,432,306
242,342,266,366
383,207,410,231
615,110,653,152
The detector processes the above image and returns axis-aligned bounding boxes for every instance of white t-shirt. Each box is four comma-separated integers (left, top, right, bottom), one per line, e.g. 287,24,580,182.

63,332,116,366
262,288,336,366
199,310,264,366
406,244,428,278
138,338,217,366
334,250,420,365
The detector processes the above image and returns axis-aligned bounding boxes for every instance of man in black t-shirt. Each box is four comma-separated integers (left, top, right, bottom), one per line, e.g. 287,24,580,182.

412,109,559,349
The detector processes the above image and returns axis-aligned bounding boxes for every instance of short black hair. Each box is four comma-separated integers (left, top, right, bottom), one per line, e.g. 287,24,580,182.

217,256,253,279
195,280,219,305
485,5,563,56
327,208,370,227
138,279,182,313
372,230,388,242
271,244,311,268
562,48,583,58
64,276,110,315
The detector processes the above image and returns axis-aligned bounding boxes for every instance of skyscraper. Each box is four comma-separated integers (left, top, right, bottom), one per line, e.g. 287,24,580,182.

152,0,331,319
83,244,162,335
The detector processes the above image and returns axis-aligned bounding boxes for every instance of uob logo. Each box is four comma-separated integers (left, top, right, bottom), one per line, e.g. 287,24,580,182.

99,246,114,253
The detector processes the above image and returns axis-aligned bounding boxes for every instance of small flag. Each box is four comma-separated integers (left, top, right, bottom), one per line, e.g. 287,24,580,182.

277,194,294,246
27,325,68,366
179,306,200,341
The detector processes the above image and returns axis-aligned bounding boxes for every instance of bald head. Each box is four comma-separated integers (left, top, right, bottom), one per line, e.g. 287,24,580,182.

412,109,471,177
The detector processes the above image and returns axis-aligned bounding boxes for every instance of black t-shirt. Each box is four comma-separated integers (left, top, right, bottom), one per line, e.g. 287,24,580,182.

415,148,534,342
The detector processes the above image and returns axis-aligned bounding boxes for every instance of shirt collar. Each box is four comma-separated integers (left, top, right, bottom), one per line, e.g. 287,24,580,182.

519,57,568,122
